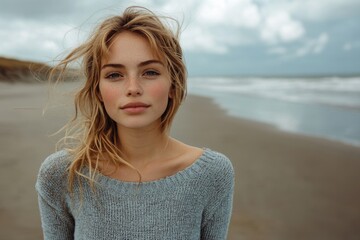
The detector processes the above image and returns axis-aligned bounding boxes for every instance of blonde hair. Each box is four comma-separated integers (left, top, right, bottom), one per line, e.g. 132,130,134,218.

50,6,187,192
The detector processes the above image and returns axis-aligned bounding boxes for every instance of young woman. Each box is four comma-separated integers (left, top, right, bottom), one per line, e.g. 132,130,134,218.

36,6,234,240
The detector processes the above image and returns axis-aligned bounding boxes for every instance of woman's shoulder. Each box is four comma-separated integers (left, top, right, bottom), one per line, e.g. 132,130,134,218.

201,148,234,178
189,148,235,199
38,150,71,176
200,148,235,195
36,150,72,192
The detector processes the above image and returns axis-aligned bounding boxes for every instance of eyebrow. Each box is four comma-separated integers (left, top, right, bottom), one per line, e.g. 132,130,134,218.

101,60,164,70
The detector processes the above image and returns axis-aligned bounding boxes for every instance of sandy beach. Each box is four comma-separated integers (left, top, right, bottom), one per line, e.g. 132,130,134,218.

1,82,360,240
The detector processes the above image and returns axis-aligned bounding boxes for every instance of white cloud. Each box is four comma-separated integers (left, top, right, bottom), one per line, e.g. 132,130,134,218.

269,33,329,59
295,33,329,57
260,11,305,44
0,0,358,61
313,34,329,53
135,0,262,55
196,0,261,29
178,0,262,54
171,0,310,53
0,19,80,62
181,27,228,54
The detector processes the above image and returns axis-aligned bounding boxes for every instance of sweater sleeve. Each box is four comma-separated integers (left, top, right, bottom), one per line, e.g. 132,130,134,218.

200,152,235,240
35,151,75,240
37,194,75,239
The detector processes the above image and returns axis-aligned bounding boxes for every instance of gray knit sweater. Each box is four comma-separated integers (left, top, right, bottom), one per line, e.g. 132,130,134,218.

36,148,234,240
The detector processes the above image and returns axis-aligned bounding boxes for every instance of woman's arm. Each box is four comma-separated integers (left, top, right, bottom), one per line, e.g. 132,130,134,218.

37,193,75,240
35,151,74,240
201,185,234,239
200,153,235,240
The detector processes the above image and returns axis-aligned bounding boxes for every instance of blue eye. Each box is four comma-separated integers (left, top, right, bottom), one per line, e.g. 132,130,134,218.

144,70,160,77
105,72,122,79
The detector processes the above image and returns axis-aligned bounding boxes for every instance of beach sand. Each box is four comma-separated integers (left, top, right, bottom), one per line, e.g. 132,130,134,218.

1,82,360,239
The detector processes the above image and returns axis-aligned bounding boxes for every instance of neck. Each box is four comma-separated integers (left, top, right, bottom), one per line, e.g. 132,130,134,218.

116,124,171,167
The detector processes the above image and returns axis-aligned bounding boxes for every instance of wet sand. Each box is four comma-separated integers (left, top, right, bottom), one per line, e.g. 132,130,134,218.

1,82,360,239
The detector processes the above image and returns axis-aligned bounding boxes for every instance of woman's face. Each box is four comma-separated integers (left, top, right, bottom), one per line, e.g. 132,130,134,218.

99,31,171,131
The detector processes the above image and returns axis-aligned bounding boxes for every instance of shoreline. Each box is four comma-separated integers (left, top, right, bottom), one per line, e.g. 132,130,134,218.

191,92,360,149
226,106,360,149
176,94,360,150
188,75,360,149
1,83,360,239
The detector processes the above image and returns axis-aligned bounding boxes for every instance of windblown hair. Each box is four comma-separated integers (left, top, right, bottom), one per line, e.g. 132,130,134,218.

50,6,187,192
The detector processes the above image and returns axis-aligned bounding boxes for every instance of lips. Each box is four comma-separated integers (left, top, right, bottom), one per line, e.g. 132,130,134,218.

120,102,150,109
120,102,150,114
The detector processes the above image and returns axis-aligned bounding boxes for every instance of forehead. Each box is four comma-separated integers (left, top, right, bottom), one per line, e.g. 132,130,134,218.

103,31,164,64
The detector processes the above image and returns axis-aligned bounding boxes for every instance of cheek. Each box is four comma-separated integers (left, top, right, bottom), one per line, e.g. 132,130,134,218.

99,83,119,106
148,83,171,101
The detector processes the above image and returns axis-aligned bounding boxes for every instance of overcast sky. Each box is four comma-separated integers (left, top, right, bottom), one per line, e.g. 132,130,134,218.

1,0,359,76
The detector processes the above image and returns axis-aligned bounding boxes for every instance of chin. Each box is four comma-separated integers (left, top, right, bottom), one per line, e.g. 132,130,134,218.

116,119,162,130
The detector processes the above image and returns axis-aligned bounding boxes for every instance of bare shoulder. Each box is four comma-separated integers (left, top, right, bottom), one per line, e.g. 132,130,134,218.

171,139,231,165
170,139,203,163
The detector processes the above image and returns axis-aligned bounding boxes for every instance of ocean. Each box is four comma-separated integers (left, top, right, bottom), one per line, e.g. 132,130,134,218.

188,76,360,147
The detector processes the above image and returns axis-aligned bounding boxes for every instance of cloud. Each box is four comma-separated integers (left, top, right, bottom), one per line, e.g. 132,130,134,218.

171,0,262,54
0,19,80,62
287,0,360,21
0,0,357,63
295,33,329,57
268,33,329,58
0,0,75,20
195,0,261,29
260,11,305,44
171,0,305,53
164,0,310,53
181,27,228,54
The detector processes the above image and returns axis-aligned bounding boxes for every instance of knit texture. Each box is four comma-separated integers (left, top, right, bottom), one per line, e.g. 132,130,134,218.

36,148,235,240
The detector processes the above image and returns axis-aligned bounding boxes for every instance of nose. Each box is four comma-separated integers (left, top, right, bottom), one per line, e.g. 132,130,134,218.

126,76,143,97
